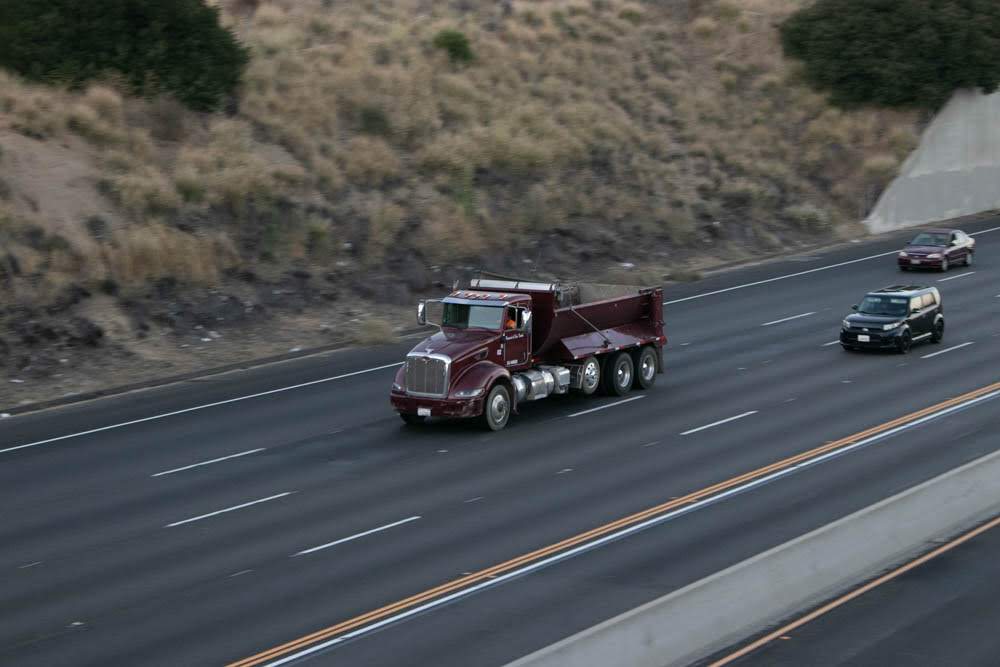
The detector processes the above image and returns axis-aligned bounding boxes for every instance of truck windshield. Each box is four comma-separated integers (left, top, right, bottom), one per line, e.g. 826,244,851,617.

858,296,908,317
442,303,504,330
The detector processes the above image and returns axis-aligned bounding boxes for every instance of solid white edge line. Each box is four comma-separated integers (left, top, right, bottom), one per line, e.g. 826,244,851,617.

662,223,1000,306
921,342,975,359
294,516,422,556
937,271,976,282
567,395,645,418
1,363,403,456
260,387,1000,667
151,448,266,477
822,340,841,347
761,312,816,327
681,410,758,436
165,492,293,528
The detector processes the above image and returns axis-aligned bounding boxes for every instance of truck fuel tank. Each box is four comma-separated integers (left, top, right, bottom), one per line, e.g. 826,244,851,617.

512,366,571,402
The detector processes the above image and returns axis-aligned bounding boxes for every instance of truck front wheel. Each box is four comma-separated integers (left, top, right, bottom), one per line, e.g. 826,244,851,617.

482,384,512,431
603,352,634,397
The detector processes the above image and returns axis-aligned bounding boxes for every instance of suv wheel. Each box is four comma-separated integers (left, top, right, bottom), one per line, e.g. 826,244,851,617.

897,330,912,354
931,319,945,344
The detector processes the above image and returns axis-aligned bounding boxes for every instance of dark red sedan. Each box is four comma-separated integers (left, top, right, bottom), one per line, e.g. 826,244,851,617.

898,228,975,272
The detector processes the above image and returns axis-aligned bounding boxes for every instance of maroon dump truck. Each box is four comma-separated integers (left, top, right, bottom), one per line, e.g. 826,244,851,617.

390,275,666,430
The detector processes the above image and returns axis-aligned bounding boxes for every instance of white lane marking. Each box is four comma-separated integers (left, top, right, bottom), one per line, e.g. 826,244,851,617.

294,516,422,556
921,342,974,359
19,561,42,569
464,496,485,504
229,569,254,578
556,468,574,475
151,448,266,477
681,410,758,436
1,362,403,456
938,271,976,282
567,395,645,418
261,385,1000,666
165,492,293,528
761,312,816,327
641,441,661,448
822,340,841,347
662,224,1000,306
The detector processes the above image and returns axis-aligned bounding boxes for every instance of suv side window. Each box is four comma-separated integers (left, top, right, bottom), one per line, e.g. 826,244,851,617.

910,297,922,313
921,293,935,309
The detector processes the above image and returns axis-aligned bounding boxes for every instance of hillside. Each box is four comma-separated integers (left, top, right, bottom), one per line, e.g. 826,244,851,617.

0,0,920,404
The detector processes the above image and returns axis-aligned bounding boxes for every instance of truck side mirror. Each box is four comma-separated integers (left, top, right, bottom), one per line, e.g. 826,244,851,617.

417,301,427,326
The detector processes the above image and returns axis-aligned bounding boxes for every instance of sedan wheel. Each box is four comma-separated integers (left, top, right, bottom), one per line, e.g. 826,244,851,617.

966,251,974,267
940,257,949,272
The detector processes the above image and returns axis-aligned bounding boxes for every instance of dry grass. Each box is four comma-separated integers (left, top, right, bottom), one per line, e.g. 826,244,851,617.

0,0,921,317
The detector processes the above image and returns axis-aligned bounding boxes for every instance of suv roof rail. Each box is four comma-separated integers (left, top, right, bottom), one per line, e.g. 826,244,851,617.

874,284,927,293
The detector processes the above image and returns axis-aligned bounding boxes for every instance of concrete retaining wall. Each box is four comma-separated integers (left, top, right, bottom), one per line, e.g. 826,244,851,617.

507,448,1000,667
866,89,1000,232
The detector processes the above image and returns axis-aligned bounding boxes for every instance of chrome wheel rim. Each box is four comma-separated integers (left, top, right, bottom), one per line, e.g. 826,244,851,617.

490,392,508,424
583,361,599,391
641,355,655,381
617,362,631,388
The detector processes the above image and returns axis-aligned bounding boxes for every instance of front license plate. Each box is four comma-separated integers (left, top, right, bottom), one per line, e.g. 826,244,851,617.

417,407,431,417
911,259,921,265
857,334,870,342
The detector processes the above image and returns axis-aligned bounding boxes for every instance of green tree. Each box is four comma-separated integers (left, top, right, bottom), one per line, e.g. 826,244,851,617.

781,0,1000,110
0,0,249,112
432,29,475,65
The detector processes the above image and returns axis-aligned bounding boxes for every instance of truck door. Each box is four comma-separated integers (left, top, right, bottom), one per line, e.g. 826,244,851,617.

503,306,531,369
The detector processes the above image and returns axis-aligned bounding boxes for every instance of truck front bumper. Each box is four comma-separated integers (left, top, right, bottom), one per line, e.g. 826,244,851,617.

390,392,483,418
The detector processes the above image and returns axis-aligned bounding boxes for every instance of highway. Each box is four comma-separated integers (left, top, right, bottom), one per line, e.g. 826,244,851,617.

2,217,999,667
711,512,1000,667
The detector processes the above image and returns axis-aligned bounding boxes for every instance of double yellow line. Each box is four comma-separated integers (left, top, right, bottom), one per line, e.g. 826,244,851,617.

230,380,1000,667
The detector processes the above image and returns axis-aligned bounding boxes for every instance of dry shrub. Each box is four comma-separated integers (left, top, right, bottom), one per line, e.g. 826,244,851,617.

105,167,181,216
104,224,238,287
342,136,402,186
352,317,399,345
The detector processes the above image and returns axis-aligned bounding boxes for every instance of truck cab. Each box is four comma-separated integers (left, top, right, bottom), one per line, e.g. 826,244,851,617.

391,276,666,430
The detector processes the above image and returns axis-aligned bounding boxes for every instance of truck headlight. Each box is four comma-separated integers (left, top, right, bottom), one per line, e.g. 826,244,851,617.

453,388,484,398
927,253,941,259
883,322,901,331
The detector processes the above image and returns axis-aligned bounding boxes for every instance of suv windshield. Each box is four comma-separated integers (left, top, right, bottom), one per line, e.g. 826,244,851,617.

910,232,948,246
442,303,503,330
858,295,909,317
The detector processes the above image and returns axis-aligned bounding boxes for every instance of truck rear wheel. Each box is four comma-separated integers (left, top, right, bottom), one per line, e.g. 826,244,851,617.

603,352,634,397
482,384,512,431
633,346,658,390
578,356,601,396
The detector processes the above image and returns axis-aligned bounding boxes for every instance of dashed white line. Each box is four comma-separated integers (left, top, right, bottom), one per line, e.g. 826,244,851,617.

294,516,422,556
166,492,294,528
464,496,485,504
823,340,841,347
681,410,758,436
762,312,816,327
556,468,574,475
151,448,266,477
18,561,42,569
567,395,645,418
2,363,404,456
938,271,976,282
921,342,974,359
641,441,661,448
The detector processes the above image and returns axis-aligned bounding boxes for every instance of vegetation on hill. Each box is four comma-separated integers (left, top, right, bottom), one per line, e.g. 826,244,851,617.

0,0,921,382
781,0,1000,110
0,0,248,111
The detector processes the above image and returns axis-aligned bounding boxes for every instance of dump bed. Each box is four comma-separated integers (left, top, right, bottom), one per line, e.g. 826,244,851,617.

468,276,665,362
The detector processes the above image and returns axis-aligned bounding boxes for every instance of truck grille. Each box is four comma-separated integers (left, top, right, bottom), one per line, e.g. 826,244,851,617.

405,355,449,397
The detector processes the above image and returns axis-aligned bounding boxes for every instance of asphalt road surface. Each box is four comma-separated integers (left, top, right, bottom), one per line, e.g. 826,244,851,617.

712,513,1000,667
2,217,1000,667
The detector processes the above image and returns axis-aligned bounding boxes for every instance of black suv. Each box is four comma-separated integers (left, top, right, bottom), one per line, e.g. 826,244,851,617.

840,286,944,354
